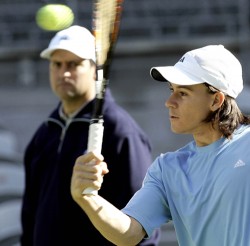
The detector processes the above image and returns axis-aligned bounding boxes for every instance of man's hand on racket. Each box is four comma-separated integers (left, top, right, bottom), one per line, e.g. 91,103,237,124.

71,152,109,200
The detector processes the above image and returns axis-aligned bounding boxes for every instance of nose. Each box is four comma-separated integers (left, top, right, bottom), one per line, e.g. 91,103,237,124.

165,94,176,109
59,64,71,77
63,71,71,77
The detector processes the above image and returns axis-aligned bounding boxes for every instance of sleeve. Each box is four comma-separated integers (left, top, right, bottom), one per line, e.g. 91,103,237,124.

20,138,36,246
122,157,171,238
20,126,45,246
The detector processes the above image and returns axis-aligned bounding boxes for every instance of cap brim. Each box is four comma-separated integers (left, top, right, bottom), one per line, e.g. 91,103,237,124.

40,47,83,59
150,66,203,85
40,45,94,60
40,48,58,59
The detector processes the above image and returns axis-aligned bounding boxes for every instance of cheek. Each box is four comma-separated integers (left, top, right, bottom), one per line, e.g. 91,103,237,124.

74,74,91,92
49,72,58,88
189,101,211,122
183,100,210,121
78,68,95,83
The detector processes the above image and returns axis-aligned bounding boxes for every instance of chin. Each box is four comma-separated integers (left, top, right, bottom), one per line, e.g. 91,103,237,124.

171,126,188,134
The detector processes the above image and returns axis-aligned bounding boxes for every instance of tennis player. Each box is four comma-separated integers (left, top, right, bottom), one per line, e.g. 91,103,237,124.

71,44,250,246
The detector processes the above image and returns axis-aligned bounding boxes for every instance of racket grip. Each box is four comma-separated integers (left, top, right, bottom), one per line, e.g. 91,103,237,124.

87,122,104,154
82,122,104,195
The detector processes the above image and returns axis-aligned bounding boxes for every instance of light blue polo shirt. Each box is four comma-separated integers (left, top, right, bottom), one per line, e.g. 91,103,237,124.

122,125,250,246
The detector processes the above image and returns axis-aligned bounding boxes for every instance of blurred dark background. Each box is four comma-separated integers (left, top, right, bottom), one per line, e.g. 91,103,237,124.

1,0,250,245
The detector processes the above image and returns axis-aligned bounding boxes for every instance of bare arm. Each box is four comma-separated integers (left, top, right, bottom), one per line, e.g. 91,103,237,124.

70,152,146,245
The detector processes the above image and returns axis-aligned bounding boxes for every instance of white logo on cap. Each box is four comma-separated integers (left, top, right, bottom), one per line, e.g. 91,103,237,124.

60,35,69,41
179,57,185,63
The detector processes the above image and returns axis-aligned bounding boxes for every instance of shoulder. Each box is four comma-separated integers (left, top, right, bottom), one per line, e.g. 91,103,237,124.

234,124,250,136
142,142,195,186
103,91,148,136
29,106,61,142
231,124,250,143
152,141,195,168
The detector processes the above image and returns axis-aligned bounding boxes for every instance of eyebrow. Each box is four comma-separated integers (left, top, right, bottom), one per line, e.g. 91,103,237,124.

50,59,83,63
169,83,196,91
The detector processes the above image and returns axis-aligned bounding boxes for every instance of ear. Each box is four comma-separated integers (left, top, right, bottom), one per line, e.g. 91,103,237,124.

211,92,225,111
91,64,97,80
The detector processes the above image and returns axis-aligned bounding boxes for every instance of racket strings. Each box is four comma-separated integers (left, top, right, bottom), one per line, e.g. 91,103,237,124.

93,0,123,67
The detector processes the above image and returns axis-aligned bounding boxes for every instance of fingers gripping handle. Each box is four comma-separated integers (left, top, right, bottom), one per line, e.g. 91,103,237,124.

82,122,104,195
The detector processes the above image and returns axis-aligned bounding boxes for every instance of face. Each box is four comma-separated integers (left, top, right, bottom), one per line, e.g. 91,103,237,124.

165,83,217,136
49,50,96,104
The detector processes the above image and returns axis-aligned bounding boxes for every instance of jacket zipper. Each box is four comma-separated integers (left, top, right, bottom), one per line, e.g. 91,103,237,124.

47,117,90,153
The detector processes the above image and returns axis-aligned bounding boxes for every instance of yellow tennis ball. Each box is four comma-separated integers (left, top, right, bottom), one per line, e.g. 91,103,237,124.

36,4,74,31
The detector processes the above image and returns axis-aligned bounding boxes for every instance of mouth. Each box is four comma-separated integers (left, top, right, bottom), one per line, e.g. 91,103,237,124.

56,82,75,95
169,114,178,119
58,77,74,84
58,80,73,88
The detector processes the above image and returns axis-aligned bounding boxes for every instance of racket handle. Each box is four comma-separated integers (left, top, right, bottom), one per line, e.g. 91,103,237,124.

82,122,104,195
87,122,104,154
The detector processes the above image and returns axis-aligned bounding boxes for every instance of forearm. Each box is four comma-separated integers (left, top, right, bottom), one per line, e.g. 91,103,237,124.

75,194,145,245
71,152,146,245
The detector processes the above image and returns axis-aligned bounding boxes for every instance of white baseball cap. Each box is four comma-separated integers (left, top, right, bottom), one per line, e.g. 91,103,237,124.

40,25,96,62
150,45,243,98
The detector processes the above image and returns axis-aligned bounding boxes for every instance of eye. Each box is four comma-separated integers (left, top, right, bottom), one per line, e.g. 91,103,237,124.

51,61,61,69
179,91,187,96
168,86,174,93
68,61,78,69
168,87,187,96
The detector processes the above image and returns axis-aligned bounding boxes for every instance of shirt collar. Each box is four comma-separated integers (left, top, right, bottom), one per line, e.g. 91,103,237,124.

59,103,87,121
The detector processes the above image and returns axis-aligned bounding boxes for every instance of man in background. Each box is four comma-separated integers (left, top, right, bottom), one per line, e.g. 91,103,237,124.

20,25,160,245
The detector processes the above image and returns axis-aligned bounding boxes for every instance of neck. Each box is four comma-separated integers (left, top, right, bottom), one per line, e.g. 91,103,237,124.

62,95,95,116
193,123,223,147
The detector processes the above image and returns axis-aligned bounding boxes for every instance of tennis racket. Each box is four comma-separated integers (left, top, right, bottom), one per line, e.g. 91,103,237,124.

83,0,124,195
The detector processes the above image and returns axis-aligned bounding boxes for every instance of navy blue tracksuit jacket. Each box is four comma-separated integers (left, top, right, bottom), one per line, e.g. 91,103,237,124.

21,89,160,245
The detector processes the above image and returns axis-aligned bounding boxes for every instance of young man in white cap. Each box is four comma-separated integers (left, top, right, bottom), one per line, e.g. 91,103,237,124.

20,25,160,245
70,44,250,246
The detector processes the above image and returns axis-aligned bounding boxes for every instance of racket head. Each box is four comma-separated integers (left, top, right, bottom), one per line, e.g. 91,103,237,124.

93,0,124,79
